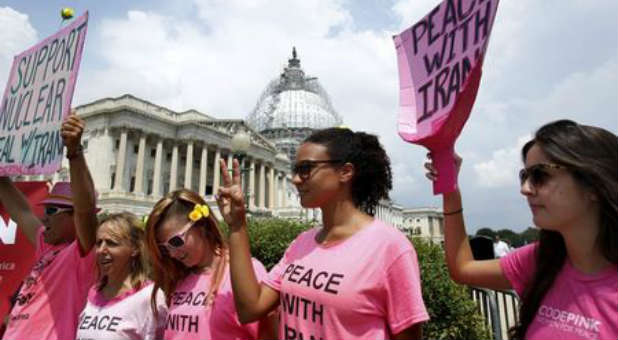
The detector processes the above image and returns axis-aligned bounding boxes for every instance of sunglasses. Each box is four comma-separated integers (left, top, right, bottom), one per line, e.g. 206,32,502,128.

44,206,73,217
519,163,564,187
158,221,195,254
292,160,342,180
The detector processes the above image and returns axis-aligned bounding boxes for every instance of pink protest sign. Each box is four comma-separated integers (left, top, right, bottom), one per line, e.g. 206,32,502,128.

0,12,88,176
394,0,499,194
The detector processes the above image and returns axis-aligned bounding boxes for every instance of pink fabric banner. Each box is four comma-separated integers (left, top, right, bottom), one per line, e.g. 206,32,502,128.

0,12,89,176
394,0,499,194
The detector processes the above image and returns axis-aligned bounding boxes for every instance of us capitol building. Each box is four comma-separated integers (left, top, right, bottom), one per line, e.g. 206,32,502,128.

18,48,443,243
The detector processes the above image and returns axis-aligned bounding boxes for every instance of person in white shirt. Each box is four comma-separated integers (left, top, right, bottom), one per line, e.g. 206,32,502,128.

493,236,511,258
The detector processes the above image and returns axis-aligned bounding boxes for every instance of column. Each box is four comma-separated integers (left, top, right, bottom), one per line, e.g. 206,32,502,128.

258,162,265,209
133,133,146,194
113,129,128,191
212,148,221,194
268,166,275,209
248,158,256,210
184,141,194,189
169,144,179,191
281,173,287,208
199,145,208,196
227,153,233,172
152,139,163,196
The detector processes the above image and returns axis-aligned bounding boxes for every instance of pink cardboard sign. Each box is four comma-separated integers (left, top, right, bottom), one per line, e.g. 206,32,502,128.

0,12,88,176
394,0,499,194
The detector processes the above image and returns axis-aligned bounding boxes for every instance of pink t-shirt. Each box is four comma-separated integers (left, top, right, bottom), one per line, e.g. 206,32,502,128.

163,258,267,340
500,243,618,340
76,283,167,340
264,219,429,340
2,227,96,340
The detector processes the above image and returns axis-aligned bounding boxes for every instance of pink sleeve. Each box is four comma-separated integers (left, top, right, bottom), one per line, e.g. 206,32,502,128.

251,258,268,282
384,250,429,334
499,243,538,297
264,253,287,292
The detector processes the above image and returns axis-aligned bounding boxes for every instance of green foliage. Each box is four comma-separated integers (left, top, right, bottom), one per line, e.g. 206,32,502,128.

246,217,312,270
475,227,540,247
411,238,491,340
476,227,496,239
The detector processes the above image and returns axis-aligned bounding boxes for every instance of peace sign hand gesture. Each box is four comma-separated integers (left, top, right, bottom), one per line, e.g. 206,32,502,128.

215,159,247,230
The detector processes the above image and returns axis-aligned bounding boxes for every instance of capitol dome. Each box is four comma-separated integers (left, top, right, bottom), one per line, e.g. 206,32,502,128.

246,48,343,160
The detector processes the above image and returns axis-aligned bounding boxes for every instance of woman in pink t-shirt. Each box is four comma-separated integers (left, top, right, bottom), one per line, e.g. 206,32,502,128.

75,212,167,340
217,128,429,340
143,189,276,340
425,120,617,339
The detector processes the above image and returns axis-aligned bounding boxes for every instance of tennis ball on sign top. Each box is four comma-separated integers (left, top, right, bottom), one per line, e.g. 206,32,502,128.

61,7,75,20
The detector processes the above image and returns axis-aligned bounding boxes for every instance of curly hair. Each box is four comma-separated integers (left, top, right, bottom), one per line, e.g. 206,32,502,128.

304,128,392,215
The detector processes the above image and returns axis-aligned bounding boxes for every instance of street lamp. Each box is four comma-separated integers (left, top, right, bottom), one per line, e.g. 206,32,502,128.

231,130,251,210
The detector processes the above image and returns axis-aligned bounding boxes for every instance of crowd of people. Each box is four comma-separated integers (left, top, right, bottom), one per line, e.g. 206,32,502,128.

0,112,616,340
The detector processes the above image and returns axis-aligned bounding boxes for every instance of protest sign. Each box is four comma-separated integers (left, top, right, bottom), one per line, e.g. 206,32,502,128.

0,181,48,324
0,12,88,176
394,0,499,194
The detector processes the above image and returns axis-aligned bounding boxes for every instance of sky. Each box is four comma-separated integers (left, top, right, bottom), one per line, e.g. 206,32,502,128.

1,0,617,233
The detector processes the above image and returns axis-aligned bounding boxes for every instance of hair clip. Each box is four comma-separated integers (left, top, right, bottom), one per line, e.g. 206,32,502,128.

336,125,350,130
189,204,210,222
139,215,148,230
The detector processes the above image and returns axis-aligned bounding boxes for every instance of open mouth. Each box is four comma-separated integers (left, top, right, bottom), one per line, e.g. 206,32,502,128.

98,257,113,267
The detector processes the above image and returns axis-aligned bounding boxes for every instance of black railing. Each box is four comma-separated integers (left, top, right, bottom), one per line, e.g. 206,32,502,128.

470,287,520,340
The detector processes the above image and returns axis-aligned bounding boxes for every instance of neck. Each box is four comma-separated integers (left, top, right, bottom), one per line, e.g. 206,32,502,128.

196,249,218,272
560,209,610,274
319,197,372,242
102,271,134,299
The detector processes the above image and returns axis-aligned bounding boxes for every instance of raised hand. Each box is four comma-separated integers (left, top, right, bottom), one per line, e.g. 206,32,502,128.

425,152,462,182
215,159,247,230
61,110,84,154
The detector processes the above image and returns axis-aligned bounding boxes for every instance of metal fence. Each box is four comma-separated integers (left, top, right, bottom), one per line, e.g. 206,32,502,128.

470,287,521,340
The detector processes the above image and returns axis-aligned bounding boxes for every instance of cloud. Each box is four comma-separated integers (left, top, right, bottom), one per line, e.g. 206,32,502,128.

0,7,38,90
66,0,615,232
473,135,530,188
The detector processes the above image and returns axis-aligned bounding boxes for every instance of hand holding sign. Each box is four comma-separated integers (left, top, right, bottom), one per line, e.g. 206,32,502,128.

60,110,84,155
393,0,499,194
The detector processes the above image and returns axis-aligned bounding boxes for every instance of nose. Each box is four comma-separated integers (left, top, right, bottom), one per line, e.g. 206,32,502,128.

96,241,108,254
292,173,303,185
520,177,535,197
168,246,184,259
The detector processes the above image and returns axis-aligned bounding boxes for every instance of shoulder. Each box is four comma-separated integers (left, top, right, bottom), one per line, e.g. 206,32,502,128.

368,219,413,252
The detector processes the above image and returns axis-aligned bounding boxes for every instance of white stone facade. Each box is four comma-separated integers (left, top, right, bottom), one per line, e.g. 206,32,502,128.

376,200,444,244
19,94,304,219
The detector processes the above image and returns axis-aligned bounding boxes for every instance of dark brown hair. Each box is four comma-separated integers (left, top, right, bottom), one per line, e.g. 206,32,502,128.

510,120,618,339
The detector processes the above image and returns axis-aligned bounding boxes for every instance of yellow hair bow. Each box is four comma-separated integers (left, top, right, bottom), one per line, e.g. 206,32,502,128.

189,204,210,222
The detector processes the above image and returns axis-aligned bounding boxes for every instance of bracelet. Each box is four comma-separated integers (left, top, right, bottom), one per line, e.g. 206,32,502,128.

66,145,83,160
444,208,463,216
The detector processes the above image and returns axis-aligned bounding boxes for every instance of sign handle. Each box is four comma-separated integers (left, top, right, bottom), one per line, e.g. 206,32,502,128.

432,145,458,195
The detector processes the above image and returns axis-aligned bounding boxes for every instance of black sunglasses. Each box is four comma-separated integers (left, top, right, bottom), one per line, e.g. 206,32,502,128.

519,163,564,187
44,206,73,217
292,160,342,180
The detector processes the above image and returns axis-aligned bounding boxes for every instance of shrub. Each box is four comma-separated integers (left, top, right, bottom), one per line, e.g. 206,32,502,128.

411,237,491,339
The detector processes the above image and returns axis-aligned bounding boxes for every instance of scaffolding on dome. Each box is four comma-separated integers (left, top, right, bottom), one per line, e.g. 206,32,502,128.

246,47,343,133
